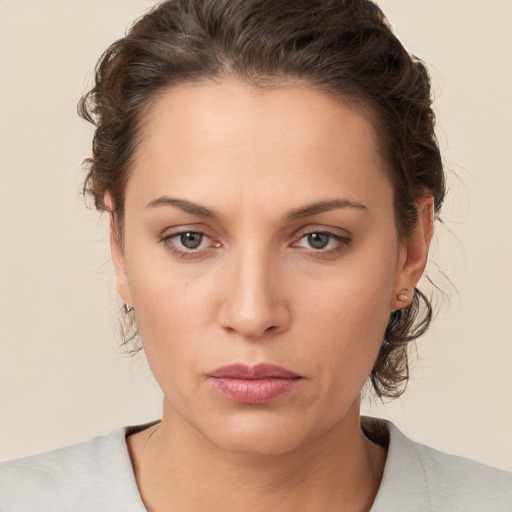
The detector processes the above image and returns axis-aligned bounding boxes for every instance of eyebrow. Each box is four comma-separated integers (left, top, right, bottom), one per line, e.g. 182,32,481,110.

145,196,368,221
146,197,220,219
284,199,368,222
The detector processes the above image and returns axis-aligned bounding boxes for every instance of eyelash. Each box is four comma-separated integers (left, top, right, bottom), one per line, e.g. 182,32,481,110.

161,230,218,259
293,231,352,257
160,229,352,259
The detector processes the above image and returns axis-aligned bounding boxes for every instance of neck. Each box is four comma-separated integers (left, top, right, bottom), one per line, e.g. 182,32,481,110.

128,400,387,512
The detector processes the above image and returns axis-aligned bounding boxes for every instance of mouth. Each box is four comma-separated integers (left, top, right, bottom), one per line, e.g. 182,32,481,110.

207,363,303,404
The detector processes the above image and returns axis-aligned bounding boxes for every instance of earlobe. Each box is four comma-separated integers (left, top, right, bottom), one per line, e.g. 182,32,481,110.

390,196,434,311
390,287,413,312
104,192,133,306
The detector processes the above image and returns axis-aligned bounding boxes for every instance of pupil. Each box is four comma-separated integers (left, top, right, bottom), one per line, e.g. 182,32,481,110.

308,232,329,249
180,232,203,249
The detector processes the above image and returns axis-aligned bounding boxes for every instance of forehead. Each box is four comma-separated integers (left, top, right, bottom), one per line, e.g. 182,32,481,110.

127,79,391,214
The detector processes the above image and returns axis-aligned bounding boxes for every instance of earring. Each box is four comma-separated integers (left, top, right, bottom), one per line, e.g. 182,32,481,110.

125,304,134,313
396,289,411,303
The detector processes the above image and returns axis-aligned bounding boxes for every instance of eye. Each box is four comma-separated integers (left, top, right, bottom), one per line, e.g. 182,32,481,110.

177,232,206,250
161,230,220,256
294,231,351,253
305,232,331,249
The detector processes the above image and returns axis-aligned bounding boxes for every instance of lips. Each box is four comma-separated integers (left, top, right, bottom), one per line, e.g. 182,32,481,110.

208,363,303,404
208,363,301,380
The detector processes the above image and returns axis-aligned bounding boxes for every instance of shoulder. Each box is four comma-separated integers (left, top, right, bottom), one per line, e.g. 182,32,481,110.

367,419,512,512
412,438,512,510
0,426,148,512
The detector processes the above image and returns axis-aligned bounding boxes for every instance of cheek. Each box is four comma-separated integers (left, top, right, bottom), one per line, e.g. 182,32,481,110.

134,276,208,329
294,250,397,388
123,252,213,388
299,246,396,330
124,224,215,335
130,278,216,419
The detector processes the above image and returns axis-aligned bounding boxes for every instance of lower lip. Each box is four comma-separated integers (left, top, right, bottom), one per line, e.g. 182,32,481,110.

209,377,302,404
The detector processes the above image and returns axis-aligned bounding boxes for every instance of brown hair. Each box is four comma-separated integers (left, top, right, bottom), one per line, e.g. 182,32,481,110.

79,0,446,399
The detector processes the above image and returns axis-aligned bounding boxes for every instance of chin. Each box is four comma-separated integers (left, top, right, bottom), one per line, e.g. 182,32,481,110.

200,411,315,457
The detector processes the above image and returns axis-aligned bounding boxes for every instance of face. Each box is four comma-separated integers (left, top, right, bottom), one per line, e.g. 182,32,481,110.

111,80,429,456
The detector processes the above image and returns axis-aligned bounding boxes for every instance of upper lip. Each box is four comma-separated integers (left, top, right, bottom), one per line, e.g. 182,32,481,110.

208,363,301,380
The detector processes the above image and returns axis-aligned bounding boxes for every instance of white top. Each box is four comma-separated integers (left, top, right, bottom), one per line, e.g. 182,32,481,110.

1,419,511,511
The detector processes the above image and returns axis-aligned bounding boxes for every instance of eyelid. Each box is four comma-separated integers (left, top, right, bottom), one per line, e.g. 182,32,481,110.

291,224,352,241
159,227,221,258
290,226,353,256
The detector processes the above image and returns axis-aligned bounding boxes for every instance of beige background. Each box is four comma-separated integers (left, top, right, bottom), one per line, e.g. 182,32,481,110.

1,0,511,470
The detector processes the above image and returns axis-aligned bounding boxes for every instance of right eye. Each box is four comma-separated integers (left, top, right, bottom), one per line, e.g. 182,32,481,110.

175,232,207,250
161,230,221,258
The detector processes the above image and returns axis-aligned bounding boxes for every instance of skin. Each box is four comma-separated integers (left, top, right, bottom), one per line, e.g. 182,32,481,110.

107,80,433,511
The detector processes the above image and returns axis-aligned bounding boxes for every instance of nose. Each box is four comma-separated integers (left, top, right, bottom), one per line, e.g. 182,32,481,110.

216,247,291,340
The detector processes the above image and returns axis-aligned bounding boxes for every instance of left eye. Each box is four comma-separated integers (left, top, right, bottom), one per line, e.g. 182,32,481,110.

296,232,345,250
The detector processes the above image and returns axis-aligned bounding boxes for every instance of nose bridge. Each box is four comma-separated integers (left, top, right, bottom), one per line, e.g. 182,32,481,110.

218,241,288,340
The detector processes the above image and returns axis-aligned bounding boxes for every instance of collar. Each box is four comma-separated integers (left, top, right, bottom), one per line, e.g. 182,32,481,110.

365,418,431,511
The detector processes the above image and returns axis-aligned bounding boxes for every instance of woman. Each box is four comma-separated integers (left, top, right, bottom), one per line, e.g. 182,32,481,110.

1,0,511,510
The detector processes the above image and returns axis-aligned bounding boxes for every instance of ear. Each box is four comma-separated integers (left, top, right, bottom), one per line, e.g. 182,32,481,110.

390,195,434,311
104,192,133,307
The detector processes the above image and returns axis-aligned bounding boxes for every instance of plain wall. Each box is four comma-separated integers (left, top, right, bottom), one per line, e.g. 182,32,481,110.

1,0,511,470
